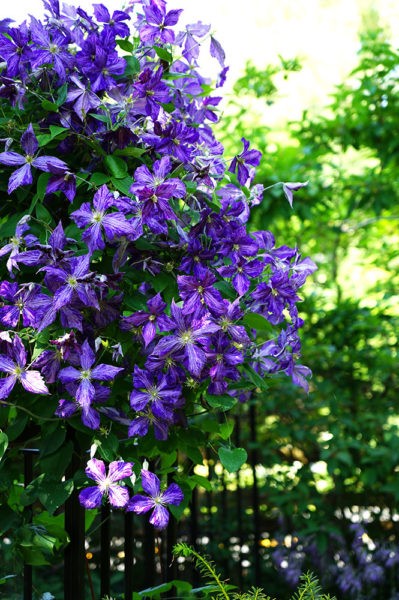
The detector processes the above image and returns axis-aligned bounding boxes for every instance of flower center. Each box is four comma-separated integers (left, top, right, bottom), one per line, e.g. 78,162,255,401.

13,366,23,378
180,330,193,345
67,276,78,288
148,386,160,400
92,210,104,224
80,369,92,380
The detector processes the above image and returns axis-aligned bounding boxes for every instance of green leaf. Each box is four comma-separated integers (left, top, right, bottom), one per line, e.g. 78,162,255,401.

189,474,212,491
36,172,51,202
104,154,128,179
90,172,110,186
0,575,17,585
56,83,68,106
35,203,53,225
115,146,146,158
111,175,133,195
219,420,234,440
206,394,237,411
95,432,119,463
0,431,8,462
243,312,275,335
38,479,74,515
123,55,141,77
240,365,268,391
116,38,134,53
218,446,247,473
154,46,173,63
41,100,59,113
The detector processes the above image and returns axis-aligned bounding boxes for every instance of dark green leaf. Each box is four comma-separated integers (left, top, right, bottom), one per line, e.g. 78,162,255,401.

0,432,8,462
104,154,128,179
218,446,247,473
154,46,173,63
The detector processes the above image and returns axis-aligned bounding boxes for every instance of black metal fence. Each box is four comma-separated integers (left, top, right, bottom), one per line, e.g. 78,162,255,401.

16,403,272,600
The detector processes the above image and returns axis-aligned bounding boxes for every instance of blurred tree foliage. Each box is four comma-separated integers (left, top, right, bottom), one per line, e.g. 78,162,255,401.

219,25,399,580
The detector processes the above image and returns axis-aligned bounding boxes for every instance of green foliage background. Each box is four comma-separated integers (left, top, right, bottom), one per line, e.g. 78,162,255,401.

216,23,399,591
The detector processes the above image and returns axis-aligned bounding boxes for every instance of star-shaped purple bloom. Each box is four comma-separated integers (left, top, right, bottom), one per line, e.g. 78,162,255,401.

0,335,49,399
58,339,123,413
152,300,220,377
228,137,262,186
130,365,182,421
93,4,131,38
71,184,135,253
138,5,182,45
39,254,99,329
177,265,225,317
79,458,133,509
127,469,183,529
120,292,174,347
0,124,68,194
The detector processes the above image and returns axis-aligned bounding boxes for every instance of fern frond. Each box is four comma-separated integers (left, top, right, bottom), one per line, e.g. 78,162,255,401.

173,542,231,600
232,586,274,599
289,571,336,600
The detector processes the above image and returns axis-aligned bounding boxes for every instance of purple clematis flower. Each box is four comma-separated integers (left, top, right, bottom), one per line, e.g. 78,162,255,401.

66,75,101,121
93,4,131,38
130,365,182,421
152,300,220,377
0,21,31,79
58,339,123,413
282,181,308,208
0,281,51,328
29,16,73,83
175,21,211,64
0,124,68,194
127,469,183,529
39,254,99,330
0,216,39,276
177,265,225,316
120,292,174,347
79,458,133,509
228,137,262,186
0,334,49,399
71,184,135,253
138,4,182,45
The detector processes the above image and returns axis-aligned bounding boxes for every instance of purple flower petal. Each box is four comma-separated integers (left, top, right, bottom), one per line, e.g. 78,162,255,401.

0,151,26,166
161,483,184,506
85,457,106,483
91,364,123,381
128,494,154,514
21,124,38,156
108,485,130,508
0,375,16,399
20,370,49,395
8,163,32,194
108,461,133,483
76,378,95,409
0,354,17,374
79,486,103,509
80,339,96,371
149,504,169,529
141,470,160,497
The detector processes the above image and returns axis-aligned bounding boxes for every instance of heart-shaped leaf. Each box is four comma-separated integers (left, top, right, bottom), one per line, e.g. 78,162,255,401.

218,446,247,473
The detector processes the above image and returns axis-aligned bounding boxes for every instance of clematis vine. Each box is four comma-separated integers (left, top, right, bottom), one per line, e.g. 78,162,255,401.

0,0,316,531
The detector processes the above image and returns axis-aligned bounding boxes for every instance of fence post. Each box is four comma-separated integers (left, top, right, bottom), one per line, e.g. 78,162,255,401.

124,512,134,599
249,403,261,585
64,428,85,600
100,503,111,598
21,448,39,600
